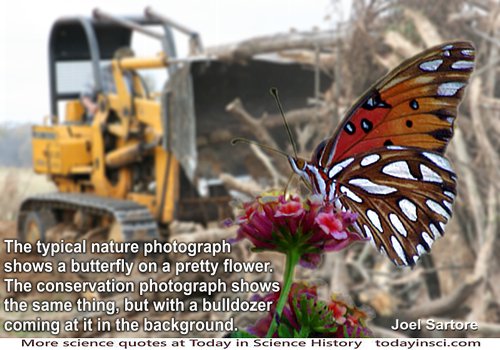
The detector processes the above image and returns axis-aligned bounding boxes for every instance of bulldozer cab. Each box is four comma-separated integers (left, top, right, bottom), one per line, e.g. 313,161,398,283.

48,10,178,123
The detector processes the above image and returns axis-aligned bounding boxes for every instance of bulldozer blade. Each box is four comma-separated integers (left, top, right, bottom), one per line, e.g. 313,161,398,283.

163,57,333,184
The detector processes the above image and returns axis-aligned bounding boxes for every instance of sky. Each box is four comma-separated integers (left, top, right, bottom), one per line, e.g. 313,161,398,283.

0,0,348,123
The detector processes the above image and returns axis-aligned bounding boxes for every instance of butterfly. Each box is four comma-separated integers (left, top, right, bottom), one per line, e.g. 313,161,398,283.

288,42,475,266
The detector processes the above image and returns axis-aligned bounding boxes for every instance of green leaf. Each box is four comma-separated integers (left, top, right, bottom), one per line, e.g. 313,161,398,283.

343,325,349,338
298,326,310,338
278,323,293,338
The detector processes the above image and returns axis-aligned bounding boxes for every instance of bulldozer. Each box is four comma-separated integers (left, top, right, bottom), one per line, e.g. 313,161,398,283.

18,8,332,243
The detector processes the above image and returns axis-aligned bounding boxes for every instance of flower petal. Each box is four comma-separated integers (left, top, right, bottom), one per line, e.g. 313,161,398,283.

315,212,343,234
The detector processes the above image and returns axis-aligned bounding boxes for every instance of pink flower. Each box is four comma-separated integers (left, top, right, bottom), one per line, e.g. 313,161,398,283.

315,211,347,239
275,201,304,218
228,193,364,268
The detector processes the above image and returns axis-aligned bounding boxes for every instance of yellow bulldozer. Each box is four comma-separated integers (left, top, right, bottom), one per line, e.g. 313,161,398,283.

19,8,332,243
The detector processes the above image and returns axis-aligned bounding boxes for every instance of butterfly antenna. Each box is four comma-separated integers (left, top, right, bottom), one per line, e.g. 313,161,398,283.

231,138,289,158
270,87,298,159
301,177,313,192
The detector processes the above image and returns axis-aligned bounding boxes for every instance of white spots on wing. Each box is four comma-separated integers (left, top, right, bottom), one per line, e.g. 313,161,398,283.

444,191,455,200
382,161,418,180
349,178,398,195
389,213,407,237
340,185,363,203
422,152,454,172
451,60,474,70
360,154,380,167
446,116,455,124
328,157,354,178
363,224,376,247
461,49,474,56
437,82,466,96
429,223,442,239
421,231,434,249
386,145,405,150
443,200,453,211
416,244,427,256
439,221,446,233
420,164,443,183
399,198,418,222
366,209,383,233
426,199,451,221
391,235,408,265
419,59,443,72
442,45,453,58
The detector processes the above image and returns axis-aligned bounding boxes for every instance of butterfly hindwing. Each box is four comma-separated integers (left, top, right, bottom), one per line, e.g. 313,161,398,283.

332,147,456,266
318,41,475,167
287,42,474,266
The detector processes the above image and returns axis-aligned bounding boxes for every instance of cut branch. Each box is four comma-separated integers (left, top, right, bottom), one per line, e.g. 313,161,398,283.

226,98,280,151
205,30,340,61
219,172,263,197
403,8,443,47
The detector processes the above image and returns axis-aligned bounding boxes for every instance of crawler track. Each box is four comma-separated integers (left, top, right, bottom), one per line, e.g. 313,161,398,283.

18,192,159,241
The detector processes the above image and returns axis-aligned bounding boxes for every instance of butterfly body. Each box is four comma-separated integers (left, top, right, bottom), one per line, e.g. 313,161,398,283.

289,42,475,266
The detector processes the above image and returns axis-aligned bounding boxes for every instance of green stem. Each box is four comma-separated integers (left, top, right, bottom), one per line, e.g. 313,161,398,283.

265,249,300,338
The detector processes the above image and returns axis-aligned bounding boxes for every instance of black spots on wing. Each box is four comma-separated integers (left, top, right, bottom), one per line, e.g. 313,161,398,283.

344,122,356,135
345,117,373,136
361,118,373,133
362,95,378,110
406,120,413,128
430,128,453,142
410,99,419,110
362,91,391,110
384,140,394,146
434,109,456,123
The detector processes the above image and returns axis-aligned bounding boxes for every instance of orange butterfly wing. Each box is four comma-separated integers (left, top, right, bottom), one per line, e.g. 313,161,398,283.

317,41,475,167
